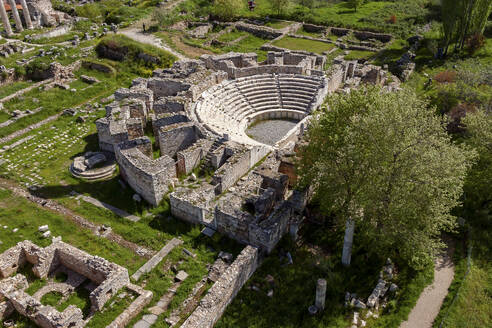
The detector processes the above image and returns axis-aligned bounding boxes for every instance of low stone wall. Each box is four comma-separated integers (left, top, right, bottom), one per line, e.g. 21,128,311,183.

0,239,132,327
249,203,292,253
181,246,259,328
116,142,177,206
212,148,252,194
177,139,213,175
106,284,153,328
169,185,216,226
235,22,283,39
158,122,199,158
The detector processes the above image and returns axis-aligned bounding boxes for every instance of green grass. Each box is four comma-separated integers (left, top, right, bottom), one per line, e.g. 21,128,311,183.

344,50,377,61
265,20,293,30
217,226,434,328
272,36,335,54
58,283,92,316
0,81,33,100
218,34,269,61
217,30,249,43
0,188,145,273
41,291,64,307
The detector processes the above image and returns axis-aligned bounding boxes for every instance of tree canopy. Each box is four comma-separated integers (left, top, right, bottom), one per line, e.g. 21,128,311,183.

211,0,245,21
297,87,476,269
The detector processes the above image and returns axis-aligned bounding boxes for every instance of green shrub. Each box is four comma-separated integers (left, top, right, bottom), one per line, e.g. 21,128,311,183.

95,35,176,76
25,59,51,81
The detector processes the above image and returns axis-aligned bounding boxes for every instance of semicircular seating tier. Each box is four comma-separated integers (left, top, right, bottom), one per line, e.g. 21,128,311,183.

194,73,328,146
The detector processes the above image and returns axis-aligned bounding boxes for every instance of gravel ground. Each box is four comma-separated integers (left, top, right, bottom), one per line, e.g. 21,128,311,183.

246,119,298,145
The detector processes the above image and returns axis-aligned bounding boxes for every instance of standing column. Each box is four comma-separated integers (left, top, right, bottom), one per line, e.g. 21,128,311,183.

19,0,32,29
315,278,327,311
7,0,22,32
0,0,13,37
341,218,355,267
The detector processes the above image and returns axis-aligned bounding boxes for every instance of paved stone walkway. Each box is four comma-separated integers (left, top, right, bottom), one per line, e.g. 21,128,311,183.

131,238,183,281
400,245,455,328
76,194,141,222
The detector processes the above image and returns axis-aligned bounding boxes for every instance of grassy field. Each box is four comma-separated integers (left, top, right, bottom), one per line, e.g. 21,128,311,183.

344,50,377,61
272,36,335,54
0,188,145,272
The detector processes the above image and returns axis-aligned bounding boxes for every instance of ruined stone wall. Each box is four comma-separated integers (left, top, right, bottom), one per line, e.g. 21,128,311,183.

153,97,187,114
212,149,251,194
326,64,346,92
95,119,129,153
106,284,153,328
152,112,190,143
176,139,213,175
169,186,215,226
181,246,259,328
215,208,252,244
0,239,131,325
126,118,144,140
235,22,283,39
147,78,191,98
116,145,176,206
158,122,199,158
89,269,129,311
249,203,292,253
115,87,154,112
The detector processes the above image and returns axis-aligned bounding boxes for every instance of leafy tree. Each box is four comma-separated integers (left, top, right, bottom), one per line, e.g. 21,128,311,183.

212,0,244,21
271,0,290,16
348,0,364,12
441,0,492,53
297,87,476,269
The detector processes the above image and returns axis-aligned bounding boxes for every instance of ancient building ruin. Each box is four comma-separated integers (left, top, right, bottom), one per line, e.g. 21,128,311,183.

0,238,130,328
0,0,68,37
96,51,397,254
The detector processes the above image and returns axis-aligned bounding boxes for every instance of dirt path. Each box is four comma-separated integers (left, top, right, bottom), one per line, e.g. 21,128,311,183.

400,245,455,328
120,28,187,61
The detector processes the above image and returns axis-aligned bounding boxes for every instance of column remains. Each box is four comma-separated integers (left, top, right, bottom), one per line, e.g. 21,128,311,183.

0,0,13,37
19,0,32,29
315,278,327,311
7,0,23,32
341,218,355,267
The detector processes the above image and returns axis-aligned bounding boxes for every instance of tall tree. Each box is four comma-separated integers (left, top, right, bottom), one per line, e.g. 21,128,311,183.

348,0,364,12
212,0,245,21
441,0,492,53
297,87,476,269
271,0,290,16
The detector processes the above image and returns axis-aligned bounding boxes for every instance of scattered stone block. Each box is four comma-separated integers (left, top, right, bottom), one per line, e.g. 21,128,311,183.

175,270,188,282
38,225,49,232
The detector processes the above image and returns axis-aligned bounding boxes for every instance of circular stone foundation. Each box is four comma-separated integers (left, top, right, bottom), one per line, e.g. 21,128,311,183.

246,119,299,145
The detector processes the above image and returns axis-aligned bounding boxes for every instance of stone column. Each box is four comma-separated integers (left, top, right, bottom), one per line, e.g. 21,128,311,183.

315,278,327,311
19,0,32,29
7,0,23,32
341,218,355,267
0,0,13,37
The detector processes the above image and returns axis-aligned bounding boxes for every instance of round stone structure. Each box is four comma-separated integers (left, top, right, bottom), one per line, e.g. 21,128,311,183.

194,73,327,147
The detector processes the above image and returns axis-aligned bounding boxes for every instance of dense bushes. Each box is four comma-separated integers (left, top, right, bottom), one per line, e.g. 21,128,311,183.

95,35,176,76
